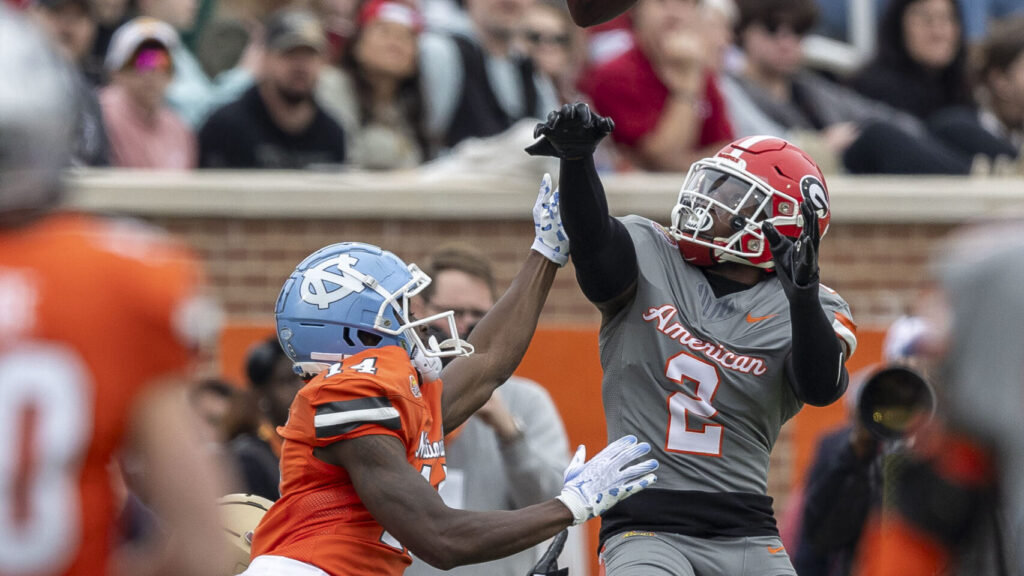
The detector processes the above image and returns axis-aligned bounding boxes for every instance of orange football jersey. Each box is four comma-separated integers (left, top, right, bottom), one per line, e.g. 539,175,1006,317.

251,346,447,575
0,213,206,576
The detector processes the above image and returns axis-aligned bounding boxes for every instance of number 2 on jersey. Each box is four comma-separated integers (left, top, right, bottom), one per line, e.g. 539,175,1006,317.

665,351,723,456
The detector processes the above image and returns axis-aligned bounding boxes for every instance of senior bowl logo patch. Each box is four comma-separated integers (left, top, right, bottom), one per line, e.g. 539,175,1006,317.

651,222,678,247
409,375,422,398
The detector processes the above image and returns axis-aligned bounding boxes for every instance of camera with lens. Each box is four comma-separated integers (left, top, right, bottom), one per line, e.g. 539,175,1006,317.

855,365,935,441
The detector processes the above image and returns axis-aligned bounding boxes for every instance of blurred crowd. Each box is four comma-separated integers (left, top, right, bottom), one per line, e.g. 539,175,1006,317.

8,0,1024,174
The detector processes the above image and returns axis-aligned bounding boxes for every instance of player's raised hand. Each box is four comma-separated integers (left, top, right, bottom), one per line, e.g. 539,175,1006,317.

763,201,820,298
525,102,614,160
531,173,569,266
555,435,658,525
410,336,444,383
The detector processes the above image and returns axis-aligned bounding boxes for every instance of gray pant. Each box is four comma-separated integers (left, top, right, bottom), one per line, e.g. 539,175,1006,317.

599,530,797,576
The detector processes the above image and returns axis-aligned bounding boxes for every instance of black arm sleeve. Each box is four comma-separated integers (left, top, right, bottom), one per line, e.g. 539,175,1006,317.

558,156,638,304
785,284,848,406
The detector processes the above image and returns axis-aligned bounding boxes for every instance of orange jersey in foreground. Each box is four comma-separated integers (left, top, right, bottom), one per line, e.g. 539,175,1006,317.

251,346,446,575
0,213,205,575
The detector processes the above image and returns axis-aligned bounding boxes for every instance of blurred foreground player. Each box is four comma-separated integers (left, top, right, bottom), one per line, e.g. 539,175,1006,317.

0,8,230,576
528,103,857,575
857,224,1024,576
244,181,658,575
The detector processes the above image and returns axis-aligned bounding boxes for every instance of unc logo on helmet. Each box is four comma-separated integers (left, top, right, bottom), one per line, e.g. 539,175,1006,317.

300,254,366,309
276,242,473,377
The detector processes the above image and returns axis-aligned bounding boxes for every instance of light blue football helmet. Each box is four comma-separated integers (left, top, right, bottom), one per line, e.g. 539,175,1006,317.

275,242,473,377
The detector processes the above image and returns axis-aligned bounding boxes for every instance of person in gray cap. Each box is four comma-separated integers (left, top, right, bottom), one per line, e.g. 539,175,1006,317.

198,9,348,169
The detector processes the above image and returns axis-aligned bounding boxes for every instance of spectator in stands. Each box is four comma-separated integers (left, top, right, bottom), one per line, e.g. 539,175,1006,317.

29,0,102,81
418,0,558,151
189,378,238,444
199,9,347,169
956,0,1024,42
29,0,110,166
226,336,304,501
317,0,429,169
702,0,740,75
521,0,584,104
581,0,734,171
813,0,1024,44
849,0,971,122
848,0,1016,162
975,16,1024,154
136,0,258,127
90,0,130,69
722,0,977,174
317,0,362,64
100,18,197,169
406,245,570,576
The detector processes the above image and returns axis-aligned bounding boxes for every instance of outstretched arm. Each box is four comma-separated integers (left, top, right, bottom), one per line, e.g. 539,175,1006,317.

763,202,849,406
114,379,233,576
438,176,564,433
319,433,657,570
439,252,557,432
528,103,640,318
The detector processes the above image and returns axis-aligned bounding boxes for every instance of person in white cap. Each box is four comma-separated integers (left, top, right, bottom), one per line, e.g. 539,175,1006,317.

99,17,197,169
134,0,259,128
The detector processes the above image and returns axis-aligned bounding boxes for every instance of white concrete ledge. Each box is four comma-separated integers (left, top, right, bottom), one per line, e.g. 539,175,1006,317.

66,168,1024,223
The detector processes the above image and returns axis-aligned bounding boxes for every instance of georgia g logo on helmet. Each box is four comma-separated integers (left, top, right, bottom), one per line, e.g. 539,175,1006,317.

300,254,366,309
800,175,829,219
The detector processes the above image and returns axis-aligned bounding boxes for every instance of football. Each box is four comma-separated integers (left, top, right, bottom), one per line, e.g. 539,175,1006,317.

218,493,274,575
566,0,637,27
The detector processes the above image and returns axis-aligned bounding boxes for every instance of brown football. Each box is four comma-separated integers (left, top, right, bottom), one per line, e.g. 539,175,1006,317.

566,0,637,27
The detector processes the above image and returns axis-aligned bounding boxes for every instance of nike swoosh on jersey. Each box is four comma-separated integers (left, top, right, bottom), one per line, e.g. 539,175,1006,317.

745,312,779,324
767,546,785,554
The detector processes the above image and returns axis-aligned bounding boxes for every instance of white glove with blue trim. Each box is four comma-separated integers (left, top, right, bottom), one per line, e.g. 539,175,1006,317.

555,435,658,525
410,336,443,383
531,173,570,267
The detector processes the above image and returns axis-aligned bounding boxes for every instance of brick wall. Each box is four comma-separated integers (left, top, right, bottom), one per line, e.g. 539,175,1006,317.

155,216,956,327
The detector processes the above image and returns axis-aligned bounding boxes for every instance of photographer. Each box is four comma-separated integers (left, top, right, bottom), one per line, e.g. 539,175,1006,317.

793,322,935,576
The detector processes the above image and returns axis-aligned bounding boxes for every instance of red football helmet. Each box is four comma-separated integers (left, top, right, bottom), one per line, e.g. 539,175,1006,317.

668,136,831,269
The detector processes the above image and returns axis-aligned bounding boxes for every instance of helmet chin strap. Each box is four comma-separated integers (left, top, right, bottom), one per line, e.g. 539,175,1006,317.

292,361,332,378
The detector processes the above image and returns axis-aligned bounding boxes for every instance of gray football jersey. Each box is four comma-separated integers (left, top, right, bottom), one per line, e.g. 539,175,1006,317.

600,215,856,495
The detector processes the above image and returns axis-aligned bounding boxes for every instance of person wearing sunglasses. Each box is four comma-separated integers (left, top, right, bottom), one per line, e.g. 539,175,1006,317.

521,0,582,105
721,0,981,175
99,17,197,169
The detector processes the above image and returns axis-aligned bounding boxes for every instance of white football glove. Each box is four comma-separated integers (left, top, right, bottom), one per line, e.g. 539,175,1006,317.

410,336,443,383
555,435,658,525
531,173,570,267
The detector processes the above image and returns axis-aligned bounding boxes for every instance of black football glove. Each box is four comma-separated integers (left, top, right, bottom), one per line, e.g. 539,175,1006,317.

525,102,614,160
762,201,820,299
